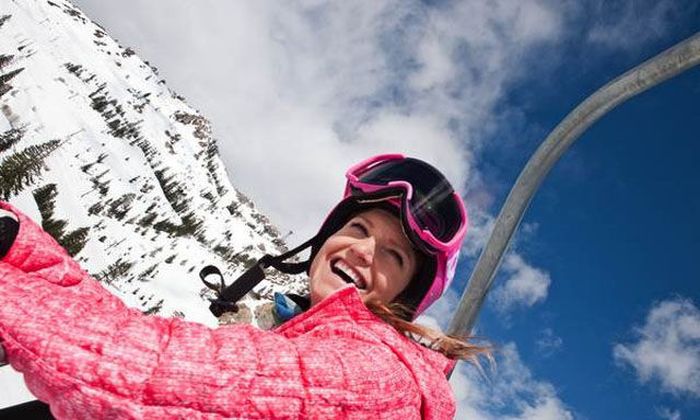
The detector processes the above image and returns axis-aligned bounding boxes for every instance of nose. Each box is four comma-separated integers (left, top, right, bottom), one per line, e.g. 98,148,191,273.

348,237,375,266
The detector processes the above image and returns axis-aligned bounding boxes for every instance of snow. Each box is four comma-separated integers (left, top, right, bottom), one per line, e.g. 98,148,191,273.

0,368,34,407
0,0,306,408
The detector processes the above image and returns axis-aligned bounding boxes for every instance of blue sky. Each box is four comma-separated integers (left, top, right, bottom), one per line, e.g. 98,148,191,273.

462,9,700,419
72,1,700,418
491,69,700,417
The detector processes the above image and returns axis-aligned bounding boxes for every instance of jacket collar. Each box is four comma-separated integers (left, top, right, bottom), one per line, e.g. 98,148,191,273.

275,285,374,335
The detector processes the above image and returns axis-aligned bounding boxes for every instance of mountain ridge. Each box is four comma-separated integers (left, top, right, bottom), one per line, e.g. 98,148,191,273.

0,0,305,328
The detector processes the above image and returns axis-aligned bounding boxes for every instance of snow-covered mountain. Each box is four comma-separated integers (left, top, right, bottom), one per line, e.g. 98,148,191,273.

0,0,306,328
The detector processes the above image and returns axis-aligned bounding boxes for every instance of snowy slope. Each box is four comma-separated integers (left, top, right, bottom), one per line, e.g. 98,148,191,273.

0,1,308,329
1,0,311,407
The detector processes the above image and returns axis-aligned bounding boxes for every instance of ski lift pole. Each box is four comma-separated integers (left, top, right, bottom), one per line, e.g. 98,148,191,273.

447,32,700,338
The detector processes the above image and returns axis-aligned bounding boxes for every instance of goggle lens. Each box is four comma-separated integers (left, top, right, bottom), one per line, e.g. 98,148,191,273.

354,158,463,242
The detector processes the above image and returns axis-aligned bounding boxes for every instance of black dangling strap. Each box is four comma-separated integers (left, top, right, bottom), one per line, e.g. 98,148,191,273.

200,265,226,292
218,255,272,302
267,259,308,275
201,235,320,316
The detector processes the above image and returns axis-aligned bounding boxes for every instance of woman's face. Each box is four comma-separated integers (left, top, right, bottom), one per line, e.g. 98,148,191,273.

308,208,418,307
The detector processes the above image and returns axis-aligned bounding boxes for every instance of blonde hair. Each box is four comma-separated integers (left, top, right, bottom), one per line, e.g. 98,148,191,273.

365,300,491,364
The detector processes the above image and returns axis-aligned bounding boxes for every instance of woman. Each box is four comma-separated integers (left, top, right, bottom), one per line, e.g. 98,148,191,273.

0,154,486,419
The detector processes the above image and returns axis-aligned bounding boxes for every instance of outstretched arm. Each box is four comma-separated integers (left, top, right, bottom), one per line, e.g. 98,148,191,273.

0,203,424,419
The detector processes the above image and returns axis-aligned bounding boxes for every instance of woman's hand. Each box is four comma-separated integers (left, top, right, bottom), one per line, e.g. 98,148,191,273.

0,203,82,286
0,208,19,260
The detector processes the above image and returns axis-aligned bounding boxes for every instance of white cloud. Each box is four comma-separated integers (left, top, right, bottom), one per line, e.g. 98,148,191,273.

450,343,573,419
587,0,688,51
407,27,456,92
536,328,563,358
457,213,552,318
460,207,496,258
420,288,461,330
513,396,574,420
421,294,572,419
492,253,551,311
657,406,682,420
71,0,564,242
614,297,700,398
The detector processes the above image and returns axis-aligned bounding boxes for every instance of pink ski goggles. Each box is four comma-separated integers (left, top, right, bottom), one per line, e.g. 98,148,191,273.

344,154,468,256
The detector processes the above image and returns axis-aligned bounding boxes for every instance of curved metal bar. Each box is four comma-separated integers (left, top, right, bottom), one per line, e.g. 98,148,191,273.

447,32,700,337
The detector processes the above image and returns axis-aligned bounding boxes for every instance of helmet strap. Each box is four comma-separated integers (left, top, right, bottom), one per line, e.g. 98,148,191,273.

201,234,321,316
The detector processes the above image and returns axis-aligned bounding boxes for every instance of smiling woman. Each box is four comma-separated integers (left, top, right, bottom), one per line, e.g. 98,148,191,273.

0,154,489,419
309,209,418,307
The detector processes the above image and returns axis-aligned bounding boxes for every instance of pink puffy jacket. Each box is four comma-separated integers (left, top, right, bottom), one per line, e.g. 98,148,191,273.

0,203,456,419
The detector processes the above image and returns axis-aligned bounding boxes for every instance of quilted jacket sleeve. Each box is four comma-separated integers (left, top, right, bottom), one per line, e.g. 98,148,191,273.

0,205,428,419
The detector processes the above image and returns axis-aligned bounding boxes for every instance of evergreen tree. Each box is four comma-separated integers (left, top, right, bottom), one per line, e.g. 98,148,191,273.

0,140,60,199
33,183,90,256
0,126,24,153
33,183,57,214
0,67,23,99
154,168,189,214
0,67,24,85
64,62,84,77
95,259,134,285
0,54,14,70
143,299,164,315
60,227,89,256
34,183,66,239
0,83,10,99
107,193,135,220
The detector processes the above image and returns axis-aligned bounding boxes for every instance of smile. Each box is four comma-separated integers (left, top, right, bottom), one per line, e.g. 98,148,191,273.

331,259,367,290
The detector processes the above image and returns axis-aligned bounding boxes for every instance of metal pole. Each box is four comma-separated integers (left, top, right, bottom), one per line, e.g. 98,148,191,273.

447,32,700,337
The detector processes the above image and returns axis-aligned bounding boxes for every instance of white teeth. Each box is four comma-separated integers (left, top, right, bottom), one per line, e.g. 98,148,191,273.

334,260,367,289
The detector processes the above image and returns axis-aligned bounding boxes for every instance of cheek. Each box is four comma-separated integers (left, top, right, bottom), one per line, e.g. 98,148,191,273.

378,263,413,299
307,240,336,288
307,255,325,306
308,254,321,279
372,270,411,303
392,275,411,298
309,240,335,277
308,251,326,289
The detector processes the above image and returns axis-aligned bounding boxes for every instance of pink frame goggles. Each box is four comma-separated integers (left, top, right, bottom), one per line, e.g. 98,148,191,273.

344,154,468,256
